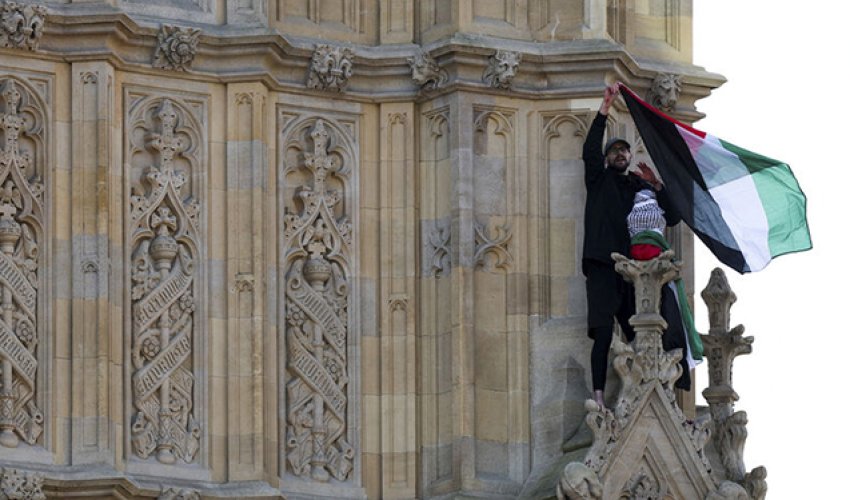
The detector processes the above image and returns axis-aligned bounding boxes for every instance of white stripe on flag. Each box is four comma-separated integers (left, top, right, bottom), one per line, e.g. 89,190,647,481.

707,172,771,272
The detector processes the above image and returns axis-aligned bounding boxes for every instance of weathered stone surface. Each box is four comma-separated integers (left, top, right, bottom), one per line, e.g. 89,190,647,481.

0,2,726,498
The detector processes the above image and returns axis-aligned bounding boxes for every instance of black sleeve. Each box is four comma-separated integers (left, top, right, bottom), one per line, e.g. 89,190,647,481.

657,187,682,226
582,112,607,187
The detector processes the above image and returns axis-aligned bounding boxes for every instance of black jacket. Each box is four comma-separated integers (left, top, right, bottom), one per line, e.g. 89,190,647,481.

581,112,680,274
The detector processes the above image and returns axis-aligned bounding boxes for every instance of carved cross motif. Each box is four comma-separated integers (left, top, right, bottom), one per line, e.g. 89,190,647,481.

129,97,200,464
283,119,353,482
0,77,43,449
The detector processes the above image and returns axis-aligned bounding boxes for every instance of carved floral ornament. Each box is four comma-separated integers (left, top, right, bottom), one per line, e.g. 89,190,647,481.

0,467,45,500
153,24,202,72
0,1,46,50
128,98,201,464
0,78,45,450
307,44,354,93
282,119,354,482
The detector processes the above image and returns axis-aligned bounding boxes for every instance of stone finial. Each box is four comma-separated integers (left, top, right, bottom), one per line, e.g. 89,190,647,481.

307,44,354,93
0,1,46,50
407,50,447,92
700,268,768,493
613,250,679,316
647,73,682,112
483,50,521,89
153,24,201,72
556,462,602,500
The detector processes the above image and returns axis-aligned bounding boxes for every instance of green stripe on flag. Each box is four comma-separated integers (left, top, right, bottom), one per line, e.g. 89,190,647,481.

720,140,812,257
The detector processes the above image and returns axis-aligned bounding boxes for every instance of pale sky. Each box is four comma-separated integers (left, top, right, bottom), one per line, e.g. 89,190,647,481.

692,1,847,497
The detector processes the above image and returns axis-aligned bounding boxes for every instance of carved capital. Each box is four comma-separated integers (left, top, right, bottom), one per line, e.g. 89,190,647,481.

158,487,200,500
153,25,201,72
0,1,46,50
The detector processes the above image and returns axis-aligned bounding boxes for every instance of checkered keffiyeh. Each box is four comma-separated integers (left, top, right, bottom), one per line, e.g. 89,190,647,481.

627,189,666,238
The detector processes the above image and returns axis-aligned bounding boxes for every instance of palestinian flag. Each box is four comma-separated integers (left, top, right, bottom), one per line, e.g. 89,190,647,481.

619,83,811,273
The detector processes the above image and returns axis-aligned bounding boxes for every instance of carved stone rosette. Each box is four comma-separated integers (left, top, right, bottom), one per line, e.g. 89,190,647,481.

307,44,354,93
0,79,45,449
128,99,201,464
483,50,521,89
282,119,354,482
0,1,46,50
153,24,202,72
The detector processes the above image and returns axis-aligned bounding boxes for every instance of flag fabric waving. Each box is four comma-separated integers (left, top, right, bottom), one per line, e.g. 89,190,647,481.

619,83,811,273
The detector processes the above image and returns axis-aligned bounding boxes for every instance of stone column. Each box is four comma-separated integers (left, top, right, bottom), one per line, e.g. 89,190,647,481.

377,103,417,498
224,82,271,481
69,61,118,465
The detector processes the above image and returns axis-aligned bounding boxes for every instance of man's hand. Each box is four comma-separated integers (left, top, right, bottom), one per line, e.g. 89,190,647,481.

635,161,662,190
599,84,620,115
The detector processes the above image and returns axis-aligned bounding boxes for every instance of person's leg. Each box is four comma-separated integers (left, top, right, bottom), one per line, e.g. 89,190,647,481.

660,283,691,390
585,261,620,409
590,324,615,407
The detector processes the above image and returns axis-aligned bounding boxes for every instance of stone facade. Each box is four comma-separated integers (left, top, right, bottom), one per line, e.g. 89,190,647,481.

0,1,723,498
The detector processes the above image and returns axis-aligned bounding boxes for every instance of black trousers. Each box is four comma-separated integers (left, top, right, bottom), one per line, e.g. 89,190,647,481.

586,261,691,391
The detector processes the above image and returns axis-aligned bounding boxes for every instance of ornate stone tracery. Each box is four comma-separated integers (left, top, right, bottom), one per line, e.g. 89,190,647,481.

282,119,354,482
128,98,201,464
0,78,45,449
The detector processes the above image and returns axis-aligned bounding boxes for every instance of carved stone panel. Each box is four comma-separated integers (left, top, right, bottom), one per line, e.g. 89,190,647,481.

126,96,203,465
281,118,355,484
0,78,46,449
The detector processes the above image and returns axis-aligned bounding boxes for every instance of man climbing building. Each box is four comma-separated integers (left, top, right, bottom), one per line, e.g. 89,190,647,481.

581,83,680,409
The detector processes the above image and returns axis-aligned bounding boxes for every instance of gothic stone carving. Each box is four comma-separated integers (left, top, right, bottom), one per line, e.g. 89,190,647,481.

283,119,354,482
0,467,45,500
647,73,682,113
0,79,45,449
407,50,447,92
483,50,521,89
0,1,46,50
474,221,512,272
153,25,202,72
556,462,602,500
158,487,200,500
424,220,450,277
705,481,749,500
307,44,354,93
128,99,201,464
564,253,715,499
